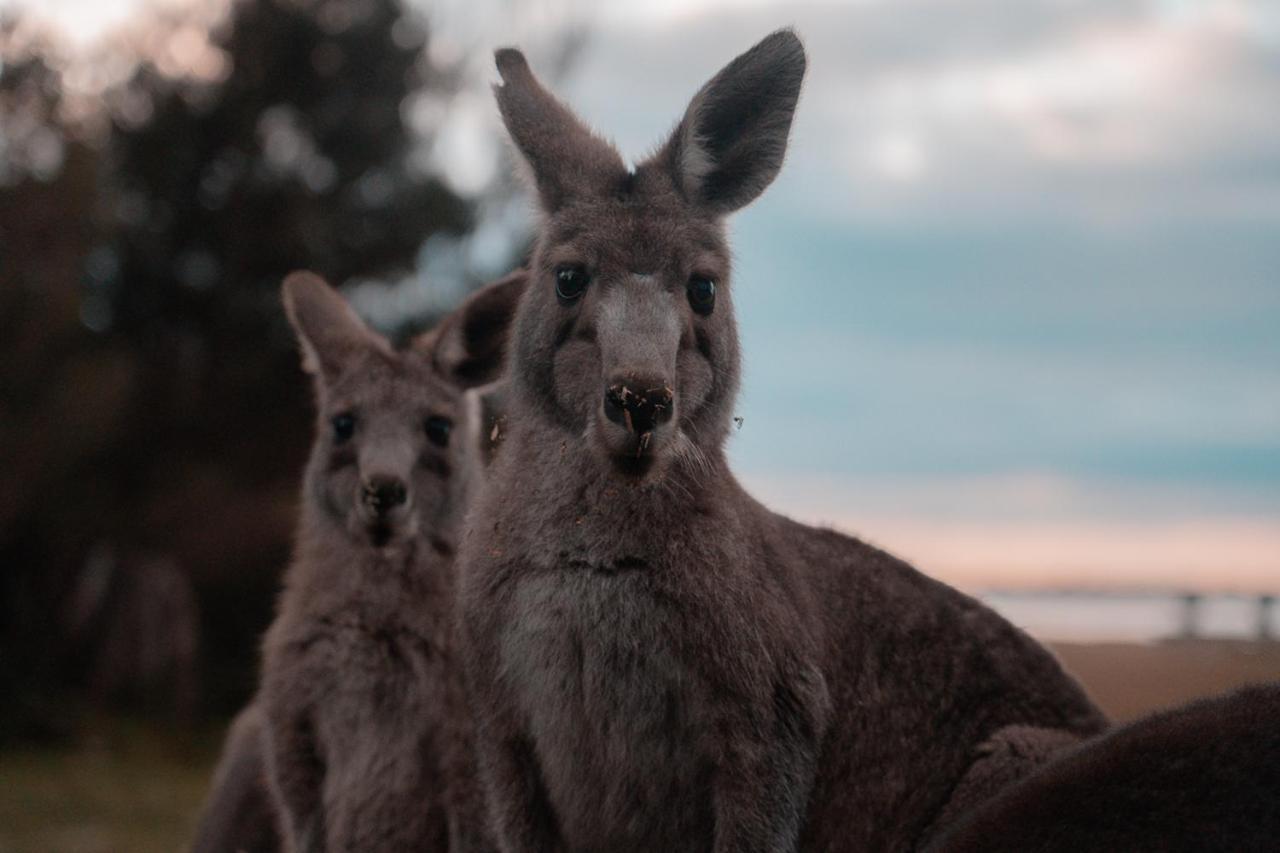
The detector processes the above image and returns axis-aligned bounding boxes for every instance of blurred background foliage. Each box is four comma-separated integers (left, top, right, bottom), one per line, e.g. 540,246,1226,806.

0,0,535,741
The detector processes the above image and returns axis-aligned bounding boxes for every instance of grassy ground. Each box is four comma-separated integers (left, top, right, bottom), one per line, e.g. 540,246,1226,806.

0,715,220,853
2,640,1277,853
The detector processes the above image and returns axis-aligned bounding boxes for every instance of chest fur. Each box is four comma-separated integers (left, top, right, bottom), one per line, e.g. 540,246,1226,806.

499,568,720,849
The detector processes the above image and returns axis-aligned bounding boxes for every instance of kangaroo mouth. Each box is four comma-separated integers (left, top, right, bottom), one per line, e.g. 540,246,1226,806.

368,521,394,548
610,444,658,478
355,505,414,550
595,390,676,480
599,424,672,480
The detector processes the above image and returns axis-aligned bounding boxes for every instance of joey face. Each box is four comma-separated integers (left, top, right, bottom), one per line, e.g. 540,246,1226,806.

493,30,806,480
283,269,525,551
312,353,459,549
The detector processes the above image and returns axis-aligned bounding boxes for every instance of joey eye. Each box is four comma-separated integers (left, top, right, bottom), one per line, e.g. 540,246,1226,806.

687,275,716,316
424,415,452,448
555,264,590,303
331,412,356,443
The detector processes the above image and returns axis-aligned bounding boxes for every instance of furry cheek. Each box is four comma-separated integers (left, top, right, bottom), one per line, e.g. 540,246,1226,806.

552,337,605,429
318,464,361,523
674,337,715,429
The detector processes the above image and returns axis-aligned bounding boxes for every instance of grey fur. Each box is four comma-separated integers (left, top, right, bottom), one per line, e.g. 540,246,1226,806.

459,29,1106,853
191,703,280,853
928,681,1280,853
229,270,524,853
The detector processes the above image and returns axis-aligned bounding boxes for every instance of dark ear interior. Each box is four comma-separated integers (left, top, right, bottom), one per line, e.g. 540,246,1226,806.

493,48,627,211
651,29,807,214
281,271,386,380
423,268,528,389
463,380,510,470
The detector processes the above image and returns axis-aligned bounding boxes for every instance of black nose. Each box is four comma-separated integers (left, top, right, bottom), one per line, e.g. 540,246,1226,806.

604,379,674,435
362,476,407,514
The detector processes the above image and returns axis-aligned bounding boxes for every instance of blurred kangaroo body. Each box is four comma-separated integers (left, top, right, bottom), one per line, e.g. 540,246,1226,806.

191,271,522,853
928,681,1280,853
192,703,279,853
458,30,1106,853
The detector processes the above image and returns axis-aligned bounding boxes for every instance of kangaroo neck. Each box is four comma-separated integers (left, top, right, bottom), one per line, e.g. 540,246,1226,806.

482,416,741,570
295,503,451,594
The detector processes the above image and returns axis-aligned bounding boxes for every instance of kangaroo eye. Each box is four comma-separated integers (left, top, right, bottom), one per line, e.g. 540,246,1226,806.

424,415,452,448
331,412,356,443
555,264,590,303
687,275,716,315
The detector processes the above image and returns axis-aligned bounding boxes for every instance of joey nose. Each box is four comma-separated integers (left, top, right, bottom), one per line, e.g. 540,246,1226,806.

603,378,675,435
362,476,407,515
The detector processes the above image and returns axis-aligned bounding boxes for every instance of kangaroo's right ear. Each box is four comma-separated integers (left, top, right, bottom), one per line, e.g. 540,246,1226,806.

416,268,528,389
282,271,388,380
649,29,807,215
493,49,627,211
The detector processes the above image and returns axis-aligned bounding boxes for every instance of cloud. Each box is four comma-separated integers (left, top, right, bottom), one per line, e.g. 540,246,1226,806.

562,0,1280,224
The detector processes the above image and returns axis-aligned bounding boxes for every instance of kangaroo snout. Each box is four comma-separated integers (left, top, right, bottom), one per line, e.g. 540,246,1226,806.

604,377,674,436
361,475,408,515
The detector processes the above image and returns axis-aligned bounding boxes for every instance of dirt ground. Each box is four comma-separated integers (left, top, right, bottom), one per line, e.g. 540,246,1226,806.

1051,639,1280,721
2,640,1277,853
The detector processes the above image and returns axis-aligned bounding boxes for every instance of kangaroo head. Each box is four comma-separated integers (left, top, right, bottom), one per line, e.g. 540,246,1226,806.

283,270,525,550
494,29,806,479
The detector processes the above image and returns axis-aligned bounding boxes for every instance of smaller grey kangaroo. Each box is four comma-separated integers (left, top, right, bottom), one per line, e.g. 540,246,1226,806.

240,270,523,853
928,681,1280,853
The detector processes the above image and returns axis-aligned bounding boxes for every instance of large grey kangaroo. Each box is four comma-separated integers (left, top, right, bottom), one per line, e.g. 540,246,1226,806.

214,270,524,853
457,29,1107,853
927,681,1280,853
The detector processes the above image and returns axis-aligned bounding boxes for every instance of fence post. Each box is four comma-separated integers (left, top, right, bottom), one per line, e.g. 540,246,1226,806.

1259,595,1276,641
1179,592,1201,639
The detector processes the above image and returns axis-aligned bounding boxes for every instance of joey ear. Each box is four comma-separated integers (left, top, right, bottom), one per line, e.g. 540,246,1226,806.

418,268,528,389
282,271,387,380
493,48,627,211
650,29,806,215
462,381,510,470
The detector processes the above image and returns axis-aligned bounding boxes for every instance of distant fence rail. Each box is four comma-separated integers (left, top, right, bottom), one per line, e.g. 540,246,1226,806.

978,589,1279,643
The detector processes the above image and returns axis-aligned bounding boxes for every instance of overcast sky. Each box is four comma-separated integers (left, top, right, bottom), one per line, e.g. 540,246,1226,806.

469,2,1280,548
7,0,1279,587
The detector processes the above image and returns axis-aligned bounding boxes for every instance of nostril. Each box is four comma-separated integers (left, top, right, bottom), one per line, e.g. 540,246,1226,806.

362,477,407,514
603,380,675,433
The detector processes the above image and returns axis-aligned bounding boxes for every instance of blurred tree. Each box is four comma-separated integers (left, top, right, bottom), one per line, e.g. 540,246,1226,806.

0,0,482,734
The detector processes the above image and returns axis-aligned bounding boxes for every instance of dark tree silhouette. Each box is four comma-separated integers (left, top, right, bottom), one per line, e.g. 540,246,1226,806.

0,0,491,734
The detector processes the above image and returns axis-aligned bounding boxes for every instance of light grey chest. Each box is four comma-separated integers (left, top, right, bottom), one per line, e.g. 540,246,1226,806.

499,567,717,850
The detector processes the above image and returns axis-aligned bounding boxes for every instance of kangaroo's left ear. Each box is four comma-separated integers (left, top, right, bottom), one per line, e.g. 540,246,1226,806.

416,268,528,389
646,28,807,215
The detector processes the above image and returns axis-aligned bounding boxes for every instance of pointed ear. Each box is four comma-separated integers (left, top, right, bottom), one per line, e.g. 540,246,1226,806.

281,271,387,380
417,268,527,389
649,29,806,215
493,48,627,211
462,381,510,470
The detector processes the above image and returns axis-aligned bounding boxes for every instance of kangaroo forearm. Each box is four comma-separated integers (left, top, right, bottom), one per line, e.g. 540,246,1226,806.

713,746,819,853
262,707,325,853
477,734,560,853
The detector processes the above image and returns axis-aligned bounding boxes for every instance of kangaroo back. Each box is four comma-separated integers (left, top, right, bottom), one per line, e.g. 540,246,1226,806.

928,682,1280,853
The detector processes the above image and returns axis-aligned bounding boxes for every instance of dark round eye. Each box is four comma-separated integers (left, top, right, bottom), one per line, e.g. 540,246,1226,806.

687,275,716,315
424,415,452,448
331,412,356,443
555,264,590,303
